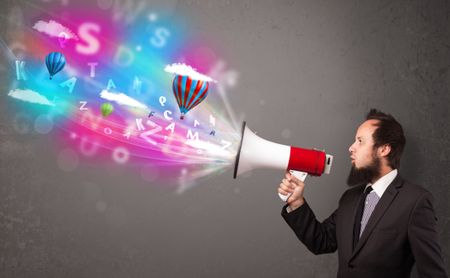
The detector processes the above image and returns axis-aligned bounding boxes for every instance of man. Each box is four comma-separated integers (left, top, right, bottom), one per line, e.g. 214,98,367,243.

279,109,447,278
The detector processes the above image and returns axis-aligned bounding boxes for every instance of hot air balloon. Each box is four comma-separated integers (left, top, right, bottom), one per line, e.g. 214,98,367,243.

45,52,66,80
100,102,114,117
172,75,209,120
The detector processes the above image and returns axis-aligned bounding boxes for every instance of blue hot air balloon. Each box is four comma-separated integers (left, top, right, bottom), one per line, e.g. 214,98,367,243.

45,52,66,79
172,75,209,120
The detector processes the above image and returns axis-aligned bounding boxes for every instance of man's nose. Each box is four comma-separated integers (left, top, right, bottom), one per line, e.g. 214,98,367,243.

349,143,355,153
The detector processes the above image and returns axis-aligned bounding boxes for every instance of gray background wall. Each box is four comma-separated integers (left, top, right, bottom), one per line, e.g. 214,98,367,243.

1,0,449,277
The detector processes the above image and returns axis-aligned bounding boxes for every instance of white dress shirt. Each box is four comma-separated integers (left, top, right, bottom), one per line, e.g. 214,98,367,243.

365,169,398,198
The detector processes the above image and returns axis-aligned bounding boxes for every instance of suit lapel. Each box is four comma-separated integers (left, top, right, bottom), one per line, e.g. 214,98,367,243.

349,175,404,262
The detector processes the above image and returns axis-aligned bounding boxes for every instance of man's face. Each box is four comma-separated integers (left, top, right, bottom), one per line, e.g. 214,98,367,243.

346,120,381,186
348,120,378,169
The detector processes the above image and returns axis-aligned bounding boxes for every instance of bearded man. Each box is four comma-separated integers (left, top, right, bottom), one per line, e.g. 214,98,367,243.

279,109,447,278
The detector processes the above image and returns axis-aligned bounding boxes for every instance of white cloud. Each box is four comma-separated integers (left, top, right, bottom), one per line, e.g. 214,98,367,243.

8,89,55,106
32,20,79,40
100,90,148,109
164,63,217,82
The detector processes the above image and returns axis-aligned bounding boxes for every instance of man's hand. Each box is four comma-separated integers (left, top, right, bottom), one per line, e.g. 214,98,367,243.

278,171,306,211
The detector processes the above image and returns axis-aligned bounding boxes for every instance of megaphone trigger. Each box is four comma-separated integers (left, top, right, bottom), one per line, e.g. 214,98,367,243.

289,170,308,182
278,170,308,202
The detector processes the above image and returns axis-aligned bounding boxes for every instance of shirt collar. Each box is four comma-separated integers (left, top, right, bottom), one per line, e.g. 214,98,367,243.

365,169,398,198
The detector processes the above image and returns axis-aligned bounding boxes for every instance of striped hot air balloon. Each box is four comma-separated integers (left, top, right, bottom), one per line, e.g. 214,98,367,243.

172,74,209,120
45,51,66,80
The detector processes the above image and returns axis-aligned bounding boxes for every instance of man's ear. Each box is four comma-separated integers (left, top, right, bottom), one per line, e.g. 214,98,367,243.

378,144,391,158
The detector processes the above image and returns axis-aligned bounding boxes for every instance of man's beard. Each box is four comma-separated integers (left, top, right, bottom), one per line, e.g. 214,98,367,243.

346,154,381,187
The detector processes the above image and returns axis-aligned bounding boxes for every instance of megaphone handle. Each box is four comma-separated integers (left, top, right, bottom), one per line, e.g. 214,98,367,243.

278,170,308,202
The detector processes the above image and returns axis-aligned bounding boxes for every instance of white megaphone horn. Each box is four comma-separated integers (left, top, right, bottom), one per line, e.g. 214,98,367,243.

233,121,333,202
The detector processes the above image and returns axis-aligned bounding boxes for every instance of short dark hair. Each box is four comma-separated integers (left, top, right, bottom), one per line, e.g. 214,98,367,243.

366,109,406,169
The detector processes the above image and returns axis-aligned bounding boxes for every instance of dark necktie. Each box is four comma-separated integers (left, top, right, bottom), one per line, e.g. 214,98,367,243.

353,185,373,250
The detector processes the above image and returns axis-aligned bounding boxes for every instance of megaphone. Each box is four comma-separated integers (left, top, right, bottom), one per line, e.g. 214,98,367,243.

233,121,333,201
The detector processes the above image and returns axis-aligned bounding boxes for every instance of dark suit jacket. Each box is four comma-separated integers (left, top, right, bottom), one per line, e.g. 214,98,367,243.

281,175,448,278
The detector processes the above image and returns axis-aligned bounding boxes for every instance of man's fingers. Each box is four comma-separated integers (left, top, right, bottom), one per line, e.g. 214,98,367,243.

284,178,303,189
285,171,292,180
286,171,301,183
290,174,302,184
279,183,293,193
278,187,290,196
281,179,295,190
291,177,305,187
282,178,292,186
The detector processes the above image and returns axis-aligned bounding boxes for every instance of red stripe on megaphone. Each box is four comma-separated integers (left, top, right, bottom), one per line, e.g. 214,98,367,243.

288,147,326,176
